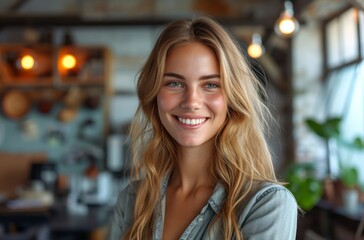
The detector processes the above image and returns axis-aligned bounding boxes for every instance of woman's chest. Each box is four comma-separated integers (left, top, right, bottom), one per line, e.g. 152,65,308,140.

155,188,220,240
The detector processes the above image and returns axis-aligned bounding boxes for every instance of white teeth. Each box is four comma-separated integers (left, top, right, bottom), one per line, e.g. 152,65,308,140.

178,117,206,125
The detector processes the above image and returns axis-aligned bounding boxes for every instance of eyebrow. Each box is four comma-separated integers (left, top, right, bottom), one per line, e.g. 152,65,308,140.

164,72,220,80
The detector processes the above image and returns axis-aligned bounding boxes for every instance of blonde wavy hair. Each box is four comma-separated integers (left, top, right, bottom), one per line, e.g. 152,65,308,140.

125,16,278,240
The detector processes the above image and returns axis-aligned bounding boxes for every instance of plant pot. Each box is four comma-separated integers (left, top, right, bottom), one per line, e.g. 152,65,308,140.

342,188,359,214
323,177,336,203
360,189,364,203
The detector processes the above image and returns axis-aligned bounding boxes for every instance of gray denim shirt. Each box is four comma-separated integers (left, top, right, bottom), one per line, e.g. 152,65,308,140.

108,176,297,240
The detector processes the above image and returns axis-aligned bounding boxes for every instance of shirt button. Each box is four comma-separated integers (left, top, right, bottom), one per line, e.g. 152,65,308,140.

197,216,203,222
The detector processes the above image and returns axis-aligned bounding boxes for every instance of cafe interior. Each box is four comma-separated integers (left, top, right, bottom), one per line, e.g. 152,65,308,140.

0,0,363,239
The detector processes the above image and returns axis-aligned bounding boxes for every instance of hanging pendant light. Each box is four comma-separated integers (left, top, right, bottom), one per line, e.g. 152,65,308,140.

61,53,77,70
58,30,79,74
247,33,265,59
19,53,36,70
274,0,300,38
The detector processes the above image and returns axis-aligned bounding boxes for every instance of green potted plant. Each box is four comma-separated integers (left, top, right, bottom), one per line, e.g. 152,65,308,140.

339,166,359,189
337,136,364,188
305,116,364,210
305,116,342,204
338,136,363,189
285,162,323,211
305,116,341,176
337,137,363,213
339,165,359,213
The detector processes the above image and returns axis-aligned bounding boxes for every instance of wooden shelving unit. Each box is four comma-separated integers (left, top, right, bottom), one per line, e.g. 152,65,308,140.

0,43,112,151
0,44,110,89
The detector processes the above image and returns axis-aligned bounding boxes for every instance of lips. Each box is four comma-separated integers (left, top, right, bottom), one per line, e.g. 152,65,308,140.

177,117,207,125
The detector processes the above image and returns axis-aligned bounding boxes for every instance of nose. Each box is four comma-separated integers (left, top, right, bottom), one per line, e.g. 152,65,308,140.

180,86,202,110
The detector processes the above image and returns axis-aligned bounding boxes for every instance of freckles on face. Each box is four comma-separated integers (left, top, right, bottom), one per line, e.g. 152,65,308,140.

156,41,228,149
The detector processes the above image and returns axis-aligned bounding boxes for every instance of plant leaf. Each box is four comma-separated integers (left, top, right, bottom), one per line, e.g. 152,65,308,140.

305,119,327,138
285,162,323,211
340,167,359,188
305,117,342,139
352,137,364,150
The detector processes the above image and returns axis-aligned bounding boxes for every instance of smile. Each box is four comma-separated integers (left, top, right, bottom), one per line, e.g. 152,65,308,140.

177,117,207,125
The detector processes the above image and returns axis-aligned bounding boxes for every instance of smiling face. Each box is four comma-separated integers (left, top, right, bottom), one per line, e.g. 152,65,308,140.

157,41,228,150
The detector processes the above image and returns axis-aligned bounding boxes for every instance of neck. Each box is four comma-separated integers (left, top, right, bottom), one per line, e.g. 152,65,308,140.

170,141,215,192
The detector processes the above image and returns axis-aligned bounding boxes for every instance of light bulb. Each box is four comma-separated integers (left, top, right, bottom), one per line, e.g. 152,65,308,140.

274,1,300,38
247,33,264,59
279,18,296,35
61,54,77,70
20,54,35,70
248,44,264,59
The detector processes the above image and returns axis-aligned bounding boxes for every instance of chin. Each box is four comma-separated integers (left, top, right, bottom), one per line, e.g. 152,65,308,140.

175,138,199,147
176,137,211,148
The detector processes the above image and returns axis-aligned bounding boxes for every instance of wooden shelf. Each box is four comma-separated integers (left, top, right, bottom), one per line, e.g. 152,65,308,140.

0,44,109,89
2,83,105,90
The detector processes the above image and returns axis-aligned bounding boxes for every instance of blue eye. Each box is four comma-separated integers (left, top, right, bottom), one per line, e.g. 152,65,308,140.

167,82,182,87
205,83,219,89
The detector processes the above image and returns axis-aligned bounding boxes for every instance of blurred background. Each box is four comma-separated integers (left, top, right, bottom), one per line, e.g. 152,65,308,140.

0,0,363,239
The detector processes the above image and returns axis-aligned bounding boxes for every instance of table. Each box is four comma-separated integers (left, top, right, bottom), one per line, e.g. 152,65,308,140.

0,201,113,240
312,200,364,240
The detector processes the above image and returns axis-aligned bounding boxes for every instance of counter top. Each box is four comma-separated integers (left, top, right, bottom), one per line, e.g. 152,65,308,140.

0,200,113,235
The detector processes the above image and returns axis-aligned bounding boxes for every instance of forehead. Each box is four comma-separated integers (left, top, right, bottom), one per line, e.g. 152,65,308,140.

164,42,220,72
166,41,216,57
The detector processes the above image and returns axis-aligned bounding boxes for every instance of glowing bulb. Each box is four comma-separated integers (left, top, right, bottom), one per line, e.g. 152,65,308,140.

279,18,296,35
247,33,264,59
274,1,300,38
61,54,76,69
20,54,35,70
248,44,263,59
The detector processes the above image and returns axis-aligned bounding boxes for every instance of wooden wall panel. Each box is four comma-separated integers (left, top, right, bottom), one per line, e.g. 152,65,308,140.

0,152,47,198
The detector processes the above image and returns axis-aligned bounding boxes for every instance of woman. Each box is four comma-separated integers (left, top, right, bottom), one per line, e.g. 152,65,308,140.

109,16,297,240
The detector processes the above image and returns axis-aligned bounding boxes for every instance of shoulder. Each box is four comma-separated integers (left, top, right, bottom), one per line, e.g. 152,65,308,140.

108,180,140,240
237,182,298,239
115,180,140,207
254,182,297,205
238,182,298,225
112,180,140,218
247,182,297,211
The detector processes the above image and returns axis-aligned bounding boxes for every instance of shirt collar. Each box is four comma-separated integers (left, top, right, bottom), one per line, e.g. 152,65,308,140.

161,174,226,214
208,182,227,214
160,174,170,197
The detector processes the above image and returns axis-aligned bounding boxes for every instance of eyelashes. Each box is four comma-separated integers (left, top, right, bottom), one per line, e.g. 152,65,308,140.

164,80,220,90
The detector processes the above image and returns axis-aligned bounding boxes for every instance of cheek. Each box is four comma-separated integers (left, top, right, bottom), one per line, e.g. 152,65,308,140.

207,95,228,116
157,92,174,119
157,92,168,113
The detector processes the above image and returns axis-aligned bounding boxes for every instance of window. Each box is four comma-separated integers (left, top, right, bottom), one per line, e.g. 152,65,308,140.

322,7,364,181
325,7,361,71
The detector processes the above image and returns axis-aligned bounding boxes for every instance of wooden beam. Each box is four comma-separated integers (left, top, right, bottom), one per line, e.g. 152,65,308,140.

0,14,280,27
350,0,364,10
8,0,29,12
293,0,314,17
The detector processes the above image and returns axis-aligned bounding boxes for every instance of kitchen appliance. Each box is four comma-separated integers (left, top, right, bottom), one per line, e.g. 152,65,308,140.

29,162,57,194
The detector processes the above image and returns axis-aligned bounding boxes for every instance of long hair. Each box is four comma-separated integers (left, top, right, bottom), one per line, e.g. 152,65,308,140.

125,16,277,240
